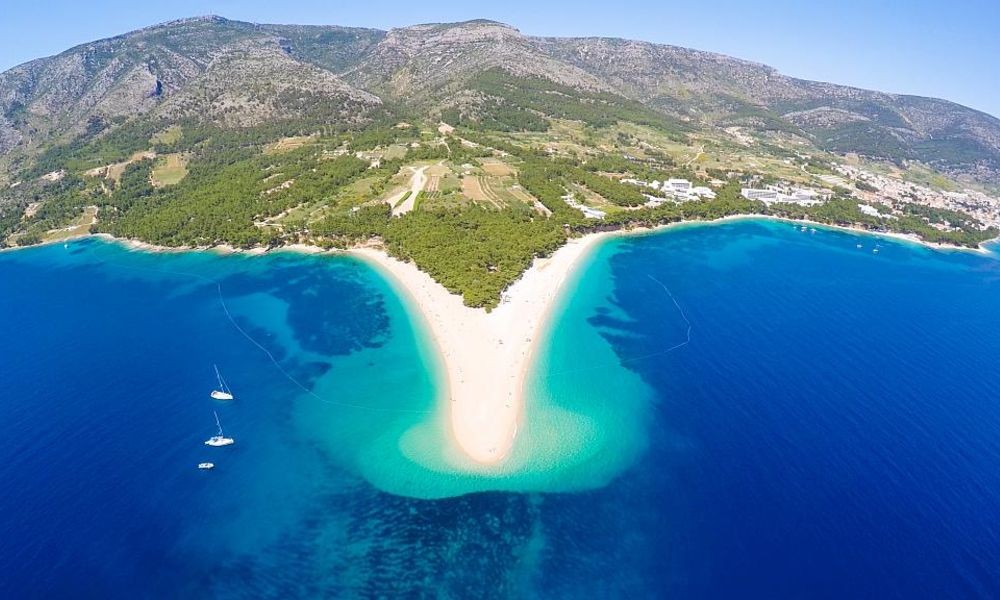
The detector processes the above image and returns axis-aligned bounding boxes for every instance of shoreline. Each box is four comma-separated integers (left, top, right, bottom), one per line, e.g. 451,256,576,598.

724,215,996,256
3,214,993,258
4,216,994,464
352,233,611,465
583,214,995,256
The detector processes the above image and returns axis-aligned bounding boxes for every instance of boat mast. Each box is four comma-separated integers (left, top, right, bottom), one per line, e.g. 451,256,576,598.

214,411,223,436
214,364,231,395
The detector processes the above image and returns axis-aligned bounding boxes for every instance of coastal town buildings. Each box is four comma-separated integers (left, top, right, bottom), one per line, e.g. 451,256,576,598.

623,178,717,202
562,193,606,219
835,164,1000,228
740,186,827,206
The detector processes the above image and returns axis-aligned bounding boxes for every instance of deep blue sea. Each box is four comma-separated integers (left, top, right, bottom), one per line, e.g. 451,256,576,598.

3,219,1000,598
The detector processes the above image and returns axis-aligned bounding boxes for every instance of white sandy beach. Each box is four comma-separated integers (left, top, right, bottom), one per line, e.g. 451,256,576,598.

348,215,995,466
352,233,610,465
13,216,991,467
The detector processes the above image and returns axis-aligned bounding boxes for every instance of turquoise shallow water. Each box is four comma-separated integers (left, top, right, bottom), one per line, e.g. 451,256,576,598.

3,220,1000,597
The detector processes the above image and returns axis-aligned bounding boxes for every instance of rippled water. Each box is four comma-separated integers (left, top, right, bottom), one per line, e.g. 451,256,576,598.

3,220,1000,597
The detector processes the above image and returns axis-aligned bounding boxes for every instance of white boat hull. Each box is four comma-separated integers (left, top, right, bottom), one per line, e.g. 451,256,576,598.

205,436,235,447
211,390,234,401
198,462,215,470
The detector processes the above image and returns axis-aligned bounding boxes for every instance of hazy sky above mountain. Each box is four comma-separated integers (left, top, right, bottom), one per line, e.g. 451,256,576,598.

2,0,997,118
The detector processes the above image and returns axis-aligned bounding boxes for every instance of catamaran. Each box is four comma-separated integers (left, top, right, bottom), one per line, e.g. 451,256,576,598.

210,365,234,400
205,411,235,447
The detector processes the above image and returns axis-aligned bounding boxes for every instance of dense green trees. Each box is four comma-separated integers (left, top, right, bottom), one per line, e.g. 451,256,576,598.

312,204,391,245
382,207,566,309
0,201,26,242
855,180,878,193
5,109,995,312
516,159,579,222
581,154,702,186
465,69,689,136
6,174,97,241
440,104,548,133
94,147,377,247
565,168,646,206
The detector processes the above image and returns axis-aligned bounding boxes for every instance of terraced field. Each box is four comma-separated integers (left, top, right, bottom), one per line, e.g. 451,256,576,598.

478,157,514,177
265,136,316,155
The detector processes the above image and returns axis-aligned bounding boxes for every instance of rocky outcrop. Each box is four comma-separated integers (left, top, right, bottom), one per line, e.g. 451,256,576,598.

0,16,997,184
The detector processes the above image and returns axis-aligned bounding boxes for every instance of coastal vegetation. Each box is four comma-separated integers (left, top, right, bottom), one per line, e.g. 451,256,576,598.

3,25,997,309
4,111,996,308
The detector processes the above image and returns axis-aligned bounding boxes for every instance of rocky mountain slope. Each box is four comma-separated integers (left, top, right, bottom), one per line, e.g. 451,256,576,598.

530,35,1000,183
1,16,998,183
0,17,379,155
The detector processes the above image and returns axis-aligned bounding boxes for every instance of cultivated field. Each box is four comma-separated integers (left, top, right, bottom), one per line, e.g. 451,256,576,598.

461,176,502,208
478,158,514,177
151,154,189,187
265,136,316,155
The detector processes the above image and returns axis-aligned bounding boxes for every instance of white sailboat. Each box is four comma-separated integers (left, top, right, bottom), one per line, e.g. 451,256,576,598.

210,365,234,400
205,411,235,447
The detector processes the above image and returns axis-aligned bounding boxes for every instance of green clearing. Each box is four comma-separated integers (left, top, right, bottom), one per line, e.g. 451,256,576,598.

384,145,408,160
41,206,97,242
151,154,189,187
150,125,182,146
904,164,960,191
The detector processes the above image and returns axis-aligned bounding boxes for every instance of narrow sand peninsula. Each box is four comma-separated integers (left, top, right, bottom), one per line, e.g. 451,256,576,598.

353,233,610,465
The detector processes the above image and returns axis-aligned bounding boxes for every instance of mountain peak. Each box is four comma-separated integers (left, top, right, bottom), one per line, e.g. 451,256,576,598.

454,19,519,29
130,14,235,35
0,15,997,184
389,19,521,40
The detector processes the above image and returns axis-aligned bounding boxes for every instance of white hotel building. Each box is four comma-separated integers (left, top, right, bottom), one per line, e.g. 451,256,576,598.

741,186,826,206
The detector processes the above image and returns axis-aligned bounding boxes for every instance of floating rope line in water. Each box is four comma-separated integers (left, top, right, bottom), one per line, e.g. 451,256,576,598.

212,279,432,415
543,274,692,380
77,241,689,412
646,274,693,352
88,247,432,415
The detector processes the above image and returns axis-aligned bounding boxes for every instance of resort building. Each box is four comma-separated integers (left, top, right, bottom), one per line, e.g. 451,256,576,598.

691,186,716,199
627,177,717,202
741,186,825,206
666,179,692,193
562,194,607,219
741,187,780,202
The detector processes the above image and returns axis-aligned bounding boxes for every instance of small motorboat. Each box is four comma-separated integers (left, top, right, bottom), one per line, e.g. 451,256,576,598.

198,462,215,470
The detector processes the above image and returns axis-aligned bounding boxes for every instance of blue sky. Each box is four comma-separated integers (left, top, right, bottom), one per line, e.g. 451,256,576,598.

2,0,997,118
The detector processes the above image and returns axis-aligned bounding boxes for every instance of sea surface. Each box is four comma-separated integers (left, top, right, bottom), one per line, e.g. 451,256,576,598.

3,220,1000,597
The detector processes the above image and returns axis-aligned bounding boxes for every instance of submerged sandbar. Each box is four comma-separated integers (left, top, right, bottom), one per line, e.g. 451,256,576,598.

353,233,609,464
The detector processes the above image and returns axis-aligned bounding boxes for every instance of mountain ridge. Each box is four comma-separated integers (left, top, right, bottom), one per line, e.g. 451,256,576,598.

1,16,998,185
2,16,999,308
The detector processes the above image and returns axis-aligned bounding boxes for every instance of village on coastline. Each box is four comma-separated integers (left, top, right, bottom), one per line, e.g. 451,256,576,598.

564,158,1000,238
6,123,1000,467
